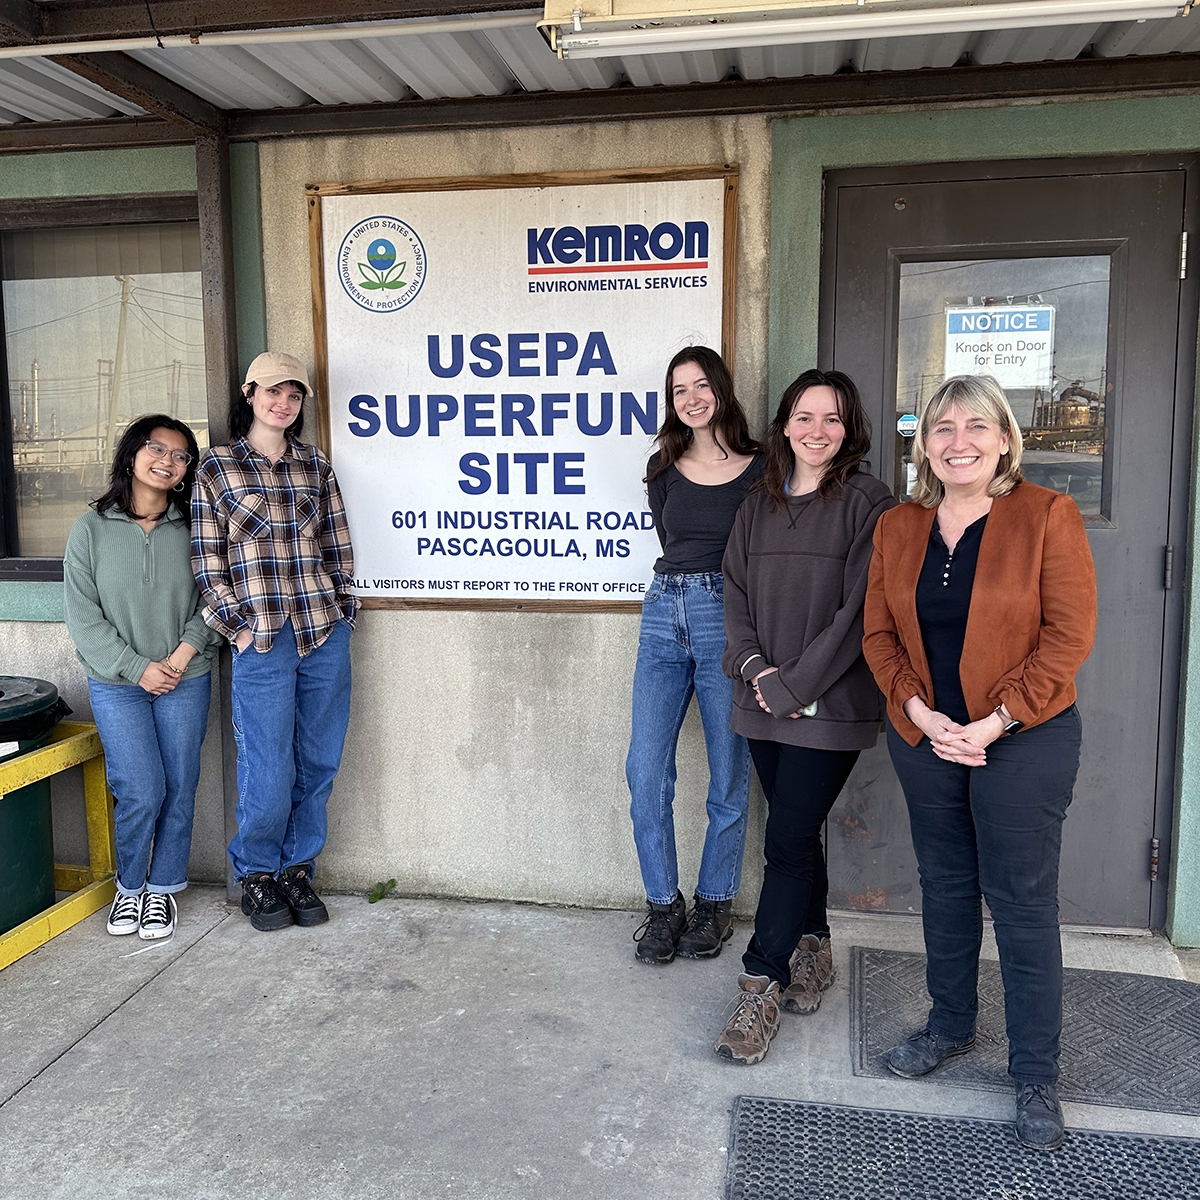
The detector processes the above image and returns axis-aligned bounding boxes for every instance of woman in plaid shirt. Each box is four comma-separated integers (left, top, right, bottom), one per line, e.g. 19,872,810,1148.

192,351,358,931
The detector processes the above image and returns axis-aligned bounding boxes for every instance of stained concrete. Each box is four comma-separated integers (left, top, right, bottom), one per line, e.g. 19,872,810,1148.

1,890,1196,1200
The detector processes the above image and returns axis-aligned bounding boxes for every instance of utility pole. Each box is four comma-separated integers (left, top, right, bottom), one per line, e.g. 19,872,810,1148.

104,275,131,459
31,359,40,439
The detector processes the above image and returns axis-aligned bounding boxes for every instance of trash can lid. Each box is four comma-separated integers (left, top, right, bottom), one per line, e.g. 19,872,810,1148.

0,677,59,722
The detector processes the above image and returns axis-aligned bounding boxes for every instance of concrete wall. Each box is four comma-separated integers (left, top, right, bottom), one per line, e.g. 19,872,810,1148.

256,117,773,910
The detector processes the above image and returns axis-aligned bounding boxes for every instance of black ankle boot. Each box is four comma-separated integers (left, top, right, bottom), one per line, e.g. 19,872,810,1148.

676,895,734,959
633,891,687,964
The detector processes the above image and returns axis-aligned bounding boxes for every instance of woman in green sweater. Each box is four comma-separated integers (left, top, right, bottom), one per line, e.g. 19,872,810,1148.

64,414,218,941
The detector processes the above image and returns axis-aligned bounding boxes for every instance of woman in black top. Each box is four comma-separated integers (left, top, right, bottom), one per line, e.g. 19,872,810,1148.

627,346,763,965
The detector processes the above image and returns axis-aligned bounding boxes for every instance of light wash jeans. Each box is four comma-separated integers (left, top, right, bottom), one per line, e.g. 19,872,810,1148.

626,572,752,905
88,672,212,897
228,618,352,879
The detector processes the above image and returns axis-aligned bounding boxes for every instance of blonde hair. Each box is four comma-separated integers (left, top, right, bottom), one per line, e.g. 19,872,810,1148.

911,374,1023,508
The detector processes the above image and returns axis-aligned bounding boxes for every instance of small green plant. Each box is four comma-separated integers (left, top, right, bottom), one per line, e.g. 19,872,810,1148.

368,878,397,904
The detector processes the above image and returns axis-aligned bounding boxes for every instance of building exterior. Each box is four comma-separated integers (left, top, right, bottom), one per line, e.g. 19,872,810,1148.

1,0,1197,943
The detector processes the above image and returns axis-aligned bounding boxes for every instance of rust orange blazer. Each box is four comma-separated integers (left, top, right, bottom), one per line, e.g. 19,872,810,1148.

863,480,1097,747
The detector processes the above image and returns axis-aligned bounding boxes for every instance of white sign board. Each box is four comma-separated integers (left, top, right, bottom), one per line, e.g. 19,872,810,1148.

313,172,729,604
944,306,1055,389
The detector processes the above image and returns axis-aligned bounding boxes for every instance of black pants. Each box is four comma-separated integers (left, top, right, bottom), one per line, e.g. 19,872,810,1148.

886,706,1082,1085
741,741,861,987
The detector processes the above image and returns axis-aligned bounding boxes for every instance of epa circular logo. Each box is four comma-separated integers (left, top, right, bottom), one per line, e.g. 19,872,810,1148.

337,216,426,313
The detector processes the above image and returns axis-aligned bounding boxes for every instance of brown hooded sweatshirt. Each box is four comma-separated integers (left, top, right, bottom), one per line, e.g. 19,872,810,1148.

721,471,895,750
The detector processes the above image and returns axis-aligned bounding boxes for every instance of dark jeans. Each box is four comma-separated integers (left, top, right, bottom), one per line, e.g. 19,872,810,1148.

742,740,860,988
886,705,1082,1085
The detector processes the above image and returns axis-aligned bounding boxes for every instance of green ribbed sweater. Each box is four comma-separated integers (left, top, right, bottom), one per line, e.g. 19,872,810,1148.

64,507,219,687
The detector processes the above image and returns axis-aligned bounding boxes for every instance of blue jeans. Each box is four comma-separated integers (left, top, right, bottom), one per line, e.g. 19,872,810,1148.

229,618,352,879
88,673,212,897
886,706,1082,1085
626,572,752,905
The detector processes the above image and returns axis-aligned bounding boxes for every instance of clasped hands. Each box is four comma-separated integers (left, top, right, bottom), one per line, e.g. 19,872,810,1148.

750,666,805,720
137,641,196,695
138,659,183,696
904,696,1007,766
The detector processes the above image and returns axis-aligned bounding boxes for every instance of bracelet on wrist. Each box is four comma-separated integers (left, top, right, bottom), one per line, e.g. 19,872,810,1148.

163,657,183,676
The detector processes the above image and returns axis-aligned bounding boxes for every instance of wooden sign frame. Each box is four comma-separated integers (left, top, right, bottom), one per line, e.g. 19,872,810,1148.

307,164,739,612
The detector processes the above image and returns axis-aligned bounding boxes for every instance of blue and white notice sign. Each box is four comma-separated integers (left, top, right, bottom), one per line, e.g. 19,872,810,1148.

943,306,1055,389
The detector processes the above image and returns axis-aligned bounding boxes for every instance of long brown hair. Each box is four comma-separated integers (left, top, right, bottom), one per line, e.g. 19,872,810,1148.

645,346,758,482
762,369,872,508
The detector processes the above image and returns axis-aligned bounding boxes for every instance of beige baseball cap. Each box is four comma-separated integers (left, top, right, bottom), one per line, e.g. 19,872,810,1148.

242,351,312,396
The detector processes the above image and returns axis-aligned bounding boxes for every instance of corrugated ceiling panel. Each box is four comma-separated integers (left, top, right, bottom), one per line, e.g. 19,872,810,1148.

484,25,619,91
853,32,972,72
22,58,145,115
240,40,410,105
1095,16,1200,57
364,32,514,99
0,59,140,121
620,49,732,87
0,99,28,125
971,23,1100,64
736,42,848,79
127,46,311,109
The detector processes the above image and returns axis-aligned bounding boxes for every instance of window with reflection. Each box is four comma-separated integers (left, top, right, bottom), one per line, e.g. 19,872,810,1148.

1,221,207,559
895,256,1111,517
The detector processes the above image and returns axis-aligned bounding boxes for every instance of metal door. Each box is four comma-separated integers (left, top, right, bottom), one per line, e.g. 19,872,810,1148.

820,158,1197,929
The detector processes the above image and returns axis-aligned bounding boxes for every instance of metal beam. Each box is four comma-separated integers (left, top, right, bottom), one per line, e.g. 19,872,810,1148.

229,49,1200,138
194,130,243,904
0,0,39,44
38,0,541,42
48,50,226,130
0,192,198,227
0,115,185,152
5,49,1200,155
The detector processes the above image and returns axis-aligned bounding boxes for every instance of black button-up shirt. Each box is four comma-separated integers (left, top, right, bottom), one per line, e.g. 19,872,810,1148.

915,513,988,726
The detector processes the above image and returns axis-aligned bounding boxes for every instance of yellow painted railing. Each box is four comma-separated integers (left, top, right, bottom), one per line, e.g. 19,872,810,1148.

0,721,115,971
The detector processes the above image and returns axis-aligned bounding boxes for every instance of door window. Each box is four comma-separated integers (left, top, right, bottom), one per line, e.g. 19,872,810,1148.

895,255,1111,517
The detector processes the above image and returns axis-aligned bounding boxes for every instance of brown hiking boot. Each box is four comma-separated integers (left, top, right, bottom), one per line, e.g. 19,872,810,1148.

677,895,735,959
781,933,835,1015
633,891,687,964
714,974,782,1064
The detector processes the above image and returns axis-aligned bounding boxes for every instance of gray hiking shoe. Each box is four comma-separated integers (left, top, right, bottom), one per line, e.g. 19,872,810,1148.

714,974,782,1064
781,933,835,1014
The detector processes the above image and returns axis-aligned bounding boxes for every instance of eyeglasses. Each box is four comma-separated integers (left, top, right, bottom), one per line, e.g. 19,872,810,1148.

143,440,193,467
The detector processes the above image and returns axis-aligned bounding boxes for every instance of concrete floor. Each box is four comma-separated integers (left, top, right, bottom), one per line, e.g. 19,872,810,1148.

1,889,1198,1200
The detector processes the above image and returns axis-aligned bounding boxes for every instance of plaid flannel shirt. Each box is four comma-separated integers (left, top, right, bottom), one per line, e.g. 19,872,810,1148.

191,438,358,657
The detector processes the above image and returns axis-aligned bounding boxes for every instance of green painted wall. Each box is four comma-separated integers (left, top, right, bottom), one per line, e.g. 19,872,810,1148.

0,581,63,621
0,145,196,200
770,95,1200,945
230,141,267,378
0,143,198,621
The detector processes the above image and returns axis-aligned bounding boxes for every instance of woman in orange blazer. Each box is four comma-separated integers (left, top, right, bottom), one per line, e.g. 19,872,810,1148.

863,375,1096,1153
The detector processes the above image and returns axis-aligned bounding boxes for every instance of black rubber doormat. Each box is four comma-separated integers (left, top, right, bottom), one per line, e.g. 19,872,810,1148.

726,1096,1200,1200
851,946,1200,1115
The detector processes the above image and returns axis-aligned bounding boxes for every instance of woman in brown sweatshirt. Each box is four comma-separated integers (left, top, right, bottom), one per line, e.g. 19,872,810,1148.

715,369,893,1065
863,374,1096,1152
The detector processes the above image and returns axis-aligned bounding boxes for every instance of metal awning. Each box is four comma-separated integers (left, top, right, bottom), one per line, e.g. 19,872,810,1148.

0,1,1196,141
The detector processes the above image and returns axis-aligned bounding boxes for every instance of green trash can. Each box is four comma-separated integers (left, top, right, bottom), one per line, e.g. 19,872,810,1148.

0,677,71,936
